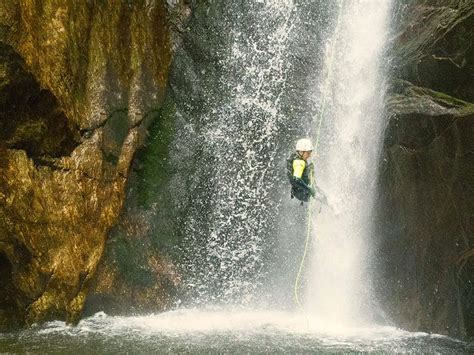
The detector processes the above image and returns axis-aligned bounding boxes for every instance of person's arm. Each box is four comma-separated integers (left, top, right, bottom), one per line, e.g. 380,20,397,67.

313,185,328,204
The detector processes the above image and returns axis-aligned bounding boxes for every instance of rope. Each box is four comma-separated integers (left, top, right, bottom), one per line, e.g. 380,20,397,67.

293,0,344,317
293,167,315,310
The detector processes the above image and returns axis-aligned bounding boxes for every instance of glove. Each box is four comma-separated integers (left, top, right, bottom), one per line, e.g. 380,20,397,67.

309,186,316,197
314,185,329,206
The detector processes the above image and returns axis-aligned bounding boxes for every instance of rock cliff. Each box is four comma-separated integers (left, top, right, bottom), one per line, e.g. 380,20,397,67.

376,0,474,338
0,0,175,330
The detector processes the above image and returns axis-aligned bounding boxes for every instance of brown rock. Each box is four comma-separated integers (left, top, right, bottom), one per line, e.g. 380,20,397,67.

0,0,174,329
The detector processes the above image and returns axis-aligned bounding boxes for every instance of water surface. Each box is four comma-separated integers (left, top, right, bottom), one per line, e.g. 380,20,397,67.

1,310,470,354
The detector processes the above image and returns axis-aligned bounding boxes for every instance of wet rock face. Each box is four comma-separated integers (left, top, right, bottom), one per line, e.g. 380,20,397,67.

392,0,473,102
0,0,173,329
376,1,474,338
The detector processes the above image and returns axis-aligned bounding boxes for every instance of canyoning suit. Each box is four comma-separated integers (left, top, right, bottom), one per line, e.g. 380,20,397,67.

287,152,315,203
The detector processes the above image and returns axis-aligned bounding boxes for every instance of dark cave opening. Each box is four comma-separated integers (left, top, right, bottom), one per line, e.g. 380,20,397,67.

0,42,79,161
0,251,20,330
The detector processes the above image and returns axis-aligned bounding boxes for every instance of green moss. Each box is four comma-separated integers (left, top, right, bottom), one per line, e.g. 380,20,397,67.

396,79,474,117
150,230,180,259
412,86,472,107
132,95,183,258
135,95,176,208
97,95,180,290
113,235,155,288
413,87,474,116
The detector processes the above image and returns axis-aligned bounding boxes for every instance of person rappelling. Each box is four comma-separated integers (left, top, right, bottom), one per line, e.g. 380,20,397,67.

287,138,328,205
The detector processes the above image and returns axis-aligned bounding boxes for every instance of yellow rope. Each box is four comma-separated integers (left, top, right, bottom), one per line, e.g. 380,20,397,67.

293,0,344,318
293,168,315,309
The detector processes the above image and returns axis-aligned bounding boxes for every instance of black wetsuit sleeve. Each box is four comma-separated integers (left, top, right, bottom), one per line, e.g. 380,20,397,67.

290,176,311,192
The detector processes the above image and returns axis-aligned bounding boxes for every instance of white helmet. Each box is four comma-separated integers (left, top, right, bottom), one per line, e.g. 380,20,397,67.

295,138,313,152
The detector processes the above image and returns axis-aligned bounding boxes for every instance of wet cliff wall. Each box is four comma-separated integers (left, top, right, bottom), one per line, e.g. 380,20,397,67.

0,0,180,330
376,0,474,338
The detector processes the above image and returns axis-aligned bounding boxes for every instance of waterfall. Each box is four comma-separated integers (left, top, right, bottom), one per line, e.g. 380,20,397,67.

305,0,392,325
177,0,300,305
174,0,392,319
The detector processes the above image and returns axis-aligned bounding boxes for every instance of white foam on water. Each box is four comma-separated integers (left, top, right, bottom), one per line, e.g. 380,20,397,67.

41,310,369,334
37,309,450,345
29,310,466,353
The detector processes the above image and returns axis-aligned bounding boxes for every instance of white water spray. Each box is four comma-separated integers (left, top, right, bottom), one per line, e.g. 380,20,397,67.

306,0,392,325
180,0,298,304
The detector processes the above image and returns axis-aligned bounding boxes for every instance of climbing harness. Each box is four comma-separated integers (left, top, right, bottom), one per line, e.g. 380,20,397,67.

293,0,344,315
